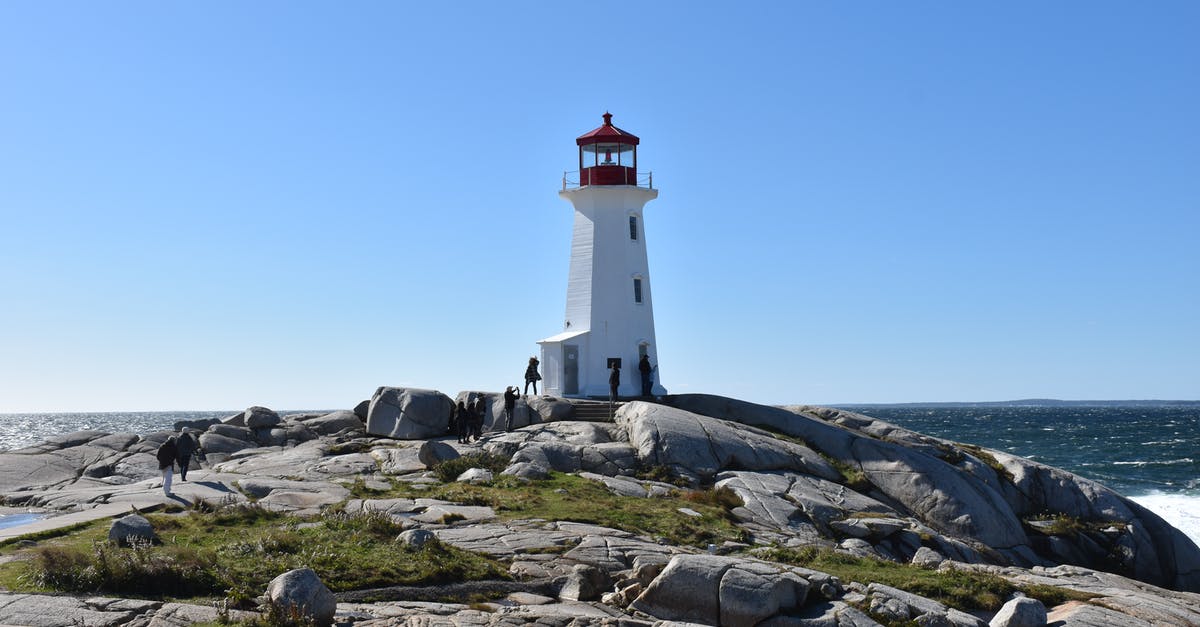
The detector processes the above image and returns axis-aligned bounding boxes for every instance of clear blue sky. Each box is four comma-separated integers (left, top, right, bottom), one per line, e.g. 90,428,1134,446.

1,3,1196,412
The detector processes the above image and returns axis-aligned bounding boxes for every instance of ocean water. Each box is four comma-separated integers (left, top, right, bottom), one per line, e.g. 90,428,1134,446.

0,405,1196,544
0,411,235,451
838,404,1200,545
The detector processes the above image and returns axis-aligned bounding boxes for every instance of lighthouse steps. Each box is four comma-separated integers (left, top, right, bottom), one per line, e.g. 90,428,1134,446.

571,400,624,422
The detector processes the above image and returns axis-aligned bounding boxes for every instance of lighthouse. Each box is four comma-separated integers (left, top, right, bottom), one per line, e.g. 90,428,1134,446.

538,113,666,398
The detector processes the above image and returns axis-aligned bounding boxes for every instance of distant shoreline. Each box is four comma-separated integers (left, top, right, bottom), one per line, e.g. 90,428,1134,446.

834,399,1200,408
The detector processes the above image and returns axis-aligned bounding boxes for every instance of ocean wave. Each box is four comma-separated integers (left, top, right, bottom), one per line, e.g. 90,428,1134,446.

1113,459,1194,467
1130,493,1200,547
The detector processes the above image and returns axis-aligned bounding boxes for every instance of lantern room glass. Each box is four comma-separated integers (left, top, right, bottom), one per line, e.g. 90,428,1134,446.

581,143,636,168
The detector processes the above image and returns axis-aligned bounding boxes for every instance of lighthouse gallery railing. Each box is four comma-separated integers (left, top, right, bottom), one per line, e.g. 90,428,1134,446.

562,170,653,191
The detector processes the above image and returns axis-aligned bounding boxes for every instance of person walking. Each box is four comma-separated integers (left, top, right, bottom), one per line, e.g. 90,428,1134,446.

503,386,519,432
524,357,541,395
156,436,178,496
638,354,654,397
175,431,197,482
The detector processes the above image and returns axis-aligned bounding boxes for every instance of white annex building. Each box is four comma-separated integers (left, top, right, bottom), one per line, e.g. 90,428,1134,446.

538,113,667,398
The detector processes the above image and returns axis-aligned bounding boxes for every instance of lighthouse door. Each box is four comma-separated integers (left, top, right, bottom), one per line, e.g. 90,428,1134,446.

564,345,579,395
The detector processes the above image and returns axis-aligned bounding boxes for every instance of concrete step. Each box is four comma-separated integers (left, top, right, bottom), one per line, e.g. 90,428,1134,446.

572,402,621,421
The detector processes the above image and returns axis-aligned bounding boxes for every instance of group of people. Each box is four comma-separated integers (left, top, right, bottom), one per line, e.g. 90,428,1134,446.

155,431,202,497
610,354,655,402
451,351,656,442
451,397,485,443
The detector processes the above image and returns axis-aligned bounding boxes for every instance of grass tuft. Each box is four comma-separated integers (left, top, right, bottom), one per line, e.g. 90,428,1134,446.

760,545,1095,612
683,486,743,510
432,452,510,483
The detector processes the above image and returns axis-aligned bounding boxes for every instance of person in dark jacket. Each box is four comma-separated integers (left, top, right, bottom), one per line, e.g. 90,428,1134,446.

503,386,519,432
175,431,197,482
456,401,470,443
524,357,541,395
638,354,654,397
470,396,486,441
609,364,621,403
156,436,178,496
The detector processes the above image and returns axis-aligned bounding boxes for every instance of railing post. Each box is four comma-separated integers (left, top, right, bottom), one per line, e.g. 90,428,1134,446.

649,172,653,189
563,171,567,191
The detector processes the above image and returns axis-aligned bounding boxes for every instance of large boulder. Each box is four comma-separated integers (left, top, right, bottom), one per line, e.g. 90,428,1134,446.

244,406,282,429
511,440,639,476
615,402,842,484
198,432,256,455
265,568,336,627
366,387,453,440
300,410,364,436
629,554,816,626
527,396,573,422
172,417,221,432
559,564,610,602
418,440,460,469
989,596,1046,627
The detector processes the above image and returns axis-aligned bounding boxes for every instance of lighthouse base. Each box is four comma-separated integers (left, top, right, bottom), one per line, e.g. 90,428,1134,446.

538,330,666,399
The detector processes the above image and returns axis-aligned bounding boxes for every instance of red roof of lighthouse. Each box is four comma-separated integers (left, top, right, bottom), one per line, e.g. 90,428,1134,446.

576,112,640,146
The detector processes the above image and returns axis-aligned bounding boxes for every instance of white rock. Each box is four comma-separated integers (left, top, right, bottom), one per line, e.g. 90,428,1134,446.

265,568,336,627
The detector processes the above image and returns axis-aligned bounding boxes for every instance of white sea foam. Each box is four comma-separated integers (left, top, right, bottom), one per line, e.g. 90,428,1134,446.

1131,493,1200,547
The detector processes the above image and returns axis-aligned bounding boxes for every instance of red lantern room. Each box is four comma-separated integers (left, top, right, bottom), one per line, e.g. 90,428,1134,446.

577,112,639,186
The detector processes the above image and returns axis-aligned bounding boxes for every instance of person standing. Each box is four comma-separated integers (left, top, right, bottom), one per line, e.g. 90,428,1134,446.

638,354,654,397
503,386,519,432
175,431,197,482
156,436,178,496
471,395,486,441
609,363,621,403
456,401,470,443
524,357,541,395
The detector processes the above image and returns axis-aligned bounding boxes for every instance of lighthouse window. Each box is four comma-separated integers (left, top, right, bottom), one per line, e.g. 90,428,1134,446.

629,216,638,240
633,278,643,304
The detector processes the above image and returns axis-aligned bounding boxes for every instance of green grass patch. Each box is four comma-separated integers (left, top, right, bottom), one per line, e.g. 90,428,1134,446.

634,464,692,487
392,472,748,547
1025,513,1090,537
823,457,872,492
0,501,508,602
759,546,1090,612
961,445,1015,483
432,452,510,482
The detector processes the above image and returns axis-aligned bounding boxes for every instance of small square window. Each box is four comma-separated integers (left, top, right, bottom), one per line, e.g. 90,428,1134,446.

633,278,643,303
629,216,638,240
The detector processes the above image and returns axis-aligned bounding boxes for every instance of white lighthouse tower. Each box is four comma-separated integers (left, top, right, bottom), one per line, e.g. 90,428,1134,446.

538,113,666,398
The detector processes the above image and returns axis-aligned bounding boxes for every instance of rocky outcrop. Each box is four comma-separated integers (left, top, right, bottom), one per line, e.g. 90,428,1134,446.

616,401,843,485
666,394,1200,592
367,387,453,439
0,390,1197,627
627,554,831,626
